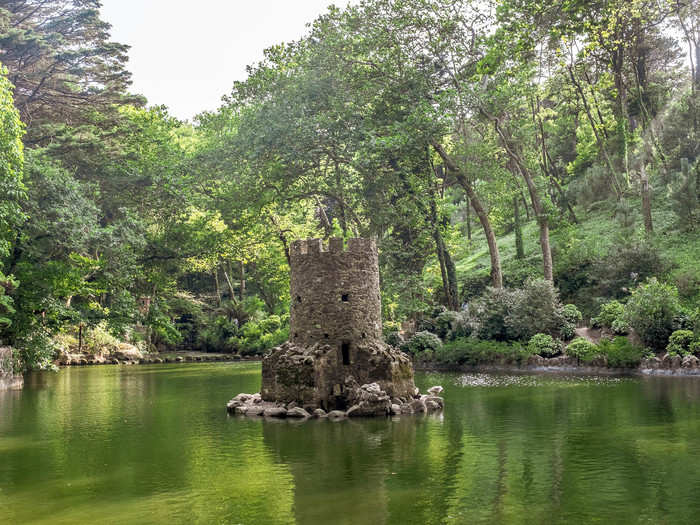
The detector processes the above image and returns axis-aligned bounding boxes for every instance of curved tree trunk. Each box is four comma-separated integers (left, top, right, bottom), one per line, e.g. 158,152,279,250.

432,141,503,288
514,196,524,259
492,120,554,281
641,164,653,234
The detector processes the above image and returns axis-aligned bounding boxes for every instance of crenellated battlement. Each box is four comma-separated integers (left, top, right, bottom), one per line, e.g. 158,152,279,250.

290,237,376,258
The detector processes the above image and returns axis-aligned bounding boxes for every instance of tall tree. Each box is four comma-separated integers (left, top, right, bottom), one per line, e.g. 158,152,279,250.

0,0,142,143
0,63,24,332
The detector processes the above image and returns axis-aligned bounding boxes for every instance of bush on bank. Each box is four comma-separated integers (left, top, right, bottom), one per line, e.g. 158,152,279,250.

400,277,694,370
435,338,532,366
566,338,598,362
622,278,682,350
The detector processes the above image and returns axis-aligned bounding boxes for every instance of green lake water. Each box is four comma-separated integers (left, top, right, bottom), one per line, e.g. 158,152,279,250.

2,364,700,524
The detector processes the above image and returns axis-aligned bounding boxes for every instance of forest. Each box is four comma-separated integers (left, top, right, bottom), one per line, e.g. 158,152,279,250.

1,0,699,372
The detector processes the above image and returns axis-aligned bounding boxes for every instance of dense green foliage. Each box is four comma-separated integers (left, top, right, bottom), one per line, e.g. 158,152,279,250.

436,338,531,366
0,0,698,369
0,64,24,332
623,278,682,350
597,337,646,368
592,300,626,330
527,334,561,357
666,330,698,356
403,331,443,355
566,338,599,362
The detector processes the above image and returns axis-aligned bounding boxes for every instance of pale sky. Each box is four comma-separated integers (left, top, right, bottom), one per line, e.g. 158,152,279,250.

100,1,353,121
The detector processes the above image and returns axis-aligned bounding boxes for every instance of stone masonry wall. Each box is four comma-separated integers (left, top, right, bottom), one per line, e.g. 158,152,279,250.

289,238,382,355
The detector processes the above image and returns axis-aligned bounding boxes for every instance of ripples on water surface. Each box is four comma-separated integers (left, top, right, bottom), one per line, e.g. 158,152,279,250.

2,364,700,524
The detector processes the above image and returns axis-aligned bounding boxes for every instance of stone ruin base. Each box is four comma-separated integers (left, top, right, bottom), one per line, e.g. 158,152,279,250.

260,340,418,410
227,382,444,419
226,340,444,418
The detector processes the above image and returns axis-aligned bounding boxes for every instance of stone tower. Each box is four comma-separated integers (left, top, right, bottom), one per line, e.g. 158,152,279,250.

260,237,416,412
288,237,382,355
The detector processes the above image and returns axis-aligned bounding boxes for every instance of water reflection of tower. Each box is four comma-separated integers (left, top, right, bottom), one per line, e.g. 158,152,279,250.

261,418,424,525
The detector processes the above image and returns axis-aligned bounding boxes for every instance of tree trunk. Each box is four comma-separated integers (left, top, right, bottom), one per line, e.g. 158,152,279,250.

522,191,530,220
239,261,246,301
528,183,553,281
335,163,348,237
444,246,459,310
567,66,622,198
434,232,451,309
514,196,524,259
431,220,459,310
538,219,554,281
214,268,222,306
268,214,291,265
466,201,472,241
223,263,237,302
492,120,554,281
641,164,653,234
432,141,503,288
696,41,700,88
315,196,332,238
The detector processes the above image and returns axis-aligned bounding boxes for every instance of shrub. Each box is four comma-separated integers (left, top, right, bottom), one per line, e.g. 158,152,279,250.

459,275,491,302
416,317,437,334
197,315,238,353
666,330,696,356
146,302,183,346
562,304,583,325
258,315,282,333
623,279,682,350
404,331,443,354
236,314,289,355
416,305,448,335
566,338,599,362
470,287,517,341
15,329,58,371
598,337,645,368
436,338,531,366
447,310,472,340
594,243,666,299
611,318,630,335
690,341,700,356
506,279,566,340
560,323,576,341
258,327,288,353
527,333,561,357
559,304,582,341
592,300,625,329
672,310,695,332
435,310,460,339
83,323,121,354
383,320,401,333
